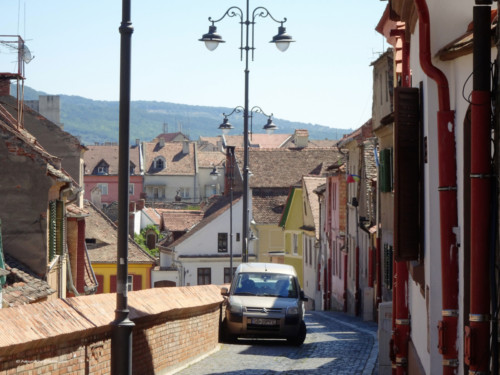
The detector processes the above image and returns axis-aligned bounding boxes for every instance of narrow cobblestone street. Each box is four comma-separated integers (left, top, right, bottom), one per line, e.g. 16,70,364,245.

172,311,379,375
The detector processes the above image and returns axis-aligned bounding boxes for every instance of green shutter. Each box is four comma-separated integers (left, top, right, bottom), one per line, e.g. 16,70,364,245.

56,200,65,256
0,219,6,286
49,201,57,261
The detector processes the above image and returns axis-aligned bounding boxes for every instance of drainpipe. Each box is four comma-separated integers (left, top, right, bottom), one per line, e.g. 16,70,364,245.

390,28,411,375
465,3,492,373
414,0,459,373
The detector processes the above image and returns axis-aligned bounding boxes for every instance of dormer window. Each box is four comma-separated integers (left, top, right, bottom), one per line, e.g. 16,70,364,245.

97,166,108,175
154,157,166,170
130,162,136,175
95,160,110,175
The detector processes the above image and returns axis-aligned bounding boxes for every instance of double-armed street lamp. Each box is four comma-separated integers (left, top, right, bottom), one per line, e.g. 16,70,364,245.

200,0,294,263
218,105,278,136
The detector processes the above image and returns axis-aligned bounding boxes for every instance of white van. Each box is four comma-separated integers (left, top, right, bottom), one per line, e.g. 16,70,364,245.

221,263,307,346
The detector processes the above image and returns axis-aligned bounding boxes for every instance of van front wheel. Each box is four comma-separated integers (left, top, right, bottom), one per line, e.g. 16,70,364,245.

287,320,306,346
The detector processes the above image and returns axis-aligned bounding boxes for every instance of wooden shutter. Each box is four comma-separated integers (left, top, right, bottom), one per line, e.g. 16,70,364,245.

132,274,142,290
110,275,117,293
96,274,104,294
394,87,421,261
379,148,393,192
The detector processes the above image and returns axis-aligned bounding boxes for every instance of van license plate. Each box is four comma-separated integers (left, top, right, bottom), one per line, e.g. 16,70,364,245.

251,318,276,325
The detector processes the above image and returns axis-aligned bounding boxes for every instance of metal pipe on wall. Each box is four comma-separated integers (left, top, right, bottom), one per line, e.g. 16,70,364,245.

413,0,459,373
465,4,492,373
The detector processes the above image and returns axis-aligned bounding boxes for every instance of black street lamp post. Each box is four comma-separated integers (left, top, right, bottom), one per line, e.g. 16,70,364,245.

111,1,135,374
200,1,293,262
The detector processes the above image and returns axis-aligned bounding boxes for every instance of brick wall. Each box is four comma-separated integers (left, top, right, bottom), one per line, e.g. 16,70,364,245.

0,285,224,374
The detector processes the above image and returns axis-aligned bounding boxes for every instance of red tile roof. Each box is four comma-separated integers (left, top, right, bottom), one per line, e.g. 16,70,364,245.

84,144,141,175
196,150,226,168
166,194,242,249
158,209,205,232
2,254,56,307
235,147,342,189
143,141,196,176
252,188,289,224
84,200,156,264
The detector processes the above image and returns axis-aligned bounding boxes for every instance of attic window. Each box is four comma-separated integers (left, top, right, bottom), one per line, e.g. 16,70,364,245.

97,166,108,175
154,157,166,170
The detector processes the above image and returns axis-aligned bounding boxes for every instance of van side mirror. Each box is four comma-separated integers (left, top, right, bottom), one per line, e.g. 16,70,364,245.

300,290,308,302
221,287,229,296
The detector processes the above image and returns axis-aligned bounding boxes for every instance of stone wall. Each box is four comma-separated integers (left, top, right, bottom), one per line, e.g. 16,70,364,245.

0,285,224,374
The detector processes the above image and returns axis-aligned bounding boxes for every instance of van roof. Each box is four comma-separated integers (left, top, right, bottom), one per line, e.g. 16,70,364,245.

235,262,297,276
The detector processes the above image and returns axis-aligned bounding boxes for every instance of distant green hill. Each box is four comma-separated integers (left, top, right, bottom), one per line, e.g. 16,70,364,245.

14,86,351,145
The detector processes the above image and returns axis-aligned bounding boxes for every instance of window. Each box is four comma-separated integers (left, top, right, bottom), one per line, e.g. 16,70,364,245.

97,166,108,175
127,275,133,291
130,162,136,175
154,157,165,170
179,187,190,198
292,233,298,255
224,267,236,283
218,233,228,253
198,268,211,285
129,183,134,195
332,183,337,210
148,186,165,199
97,183,108,195
236,233,240,242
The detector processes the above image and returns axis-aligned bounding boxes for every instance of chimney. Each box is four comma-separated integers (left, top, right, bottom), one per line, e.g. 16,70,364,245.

135,139,140,146
136,199,145,211
294,129,309,148
0,77,10,96
183,140,190,154
159,138,165,147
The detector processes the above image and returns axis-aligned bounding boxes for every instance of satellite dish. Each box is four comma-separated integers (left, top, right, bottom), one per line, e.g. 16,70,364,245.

21,44,34,64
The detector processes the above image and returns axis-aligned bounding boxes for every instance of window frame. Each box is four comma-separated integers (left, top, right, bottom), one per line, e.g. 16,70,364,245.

197,268,211,285
218,233,228,253
97,183,108,195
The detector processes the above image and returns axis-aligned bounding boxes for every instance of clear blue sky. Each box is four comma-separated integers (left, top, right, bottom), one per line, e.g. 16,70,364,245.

1,1,389,130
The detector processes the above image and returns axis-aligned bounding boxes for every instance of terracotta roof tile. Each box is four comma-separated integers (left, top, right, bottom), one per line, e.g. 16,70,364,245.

167,194,242,248
157,209,205,232
303,177,326,238
197,150,226,168
142,207,161,226
235,148,342,189
252,188,289,224
84,200,156,264
2,254,56,307
143,141,196,176
154,132,189,142
84,144,141,175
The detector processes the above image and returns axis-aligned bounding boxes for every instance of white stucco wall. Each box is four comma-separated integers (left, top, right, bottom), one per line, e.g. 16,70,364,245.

405,3,497,373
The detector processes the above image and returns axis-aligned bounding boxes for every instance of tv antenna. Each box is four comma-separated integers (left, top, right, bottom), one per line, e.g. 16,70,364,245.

0,35,35,128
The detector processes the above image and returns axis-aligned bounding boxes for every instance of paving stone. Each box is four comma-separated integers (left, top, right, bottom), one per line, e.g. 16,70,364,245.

172,310,379,375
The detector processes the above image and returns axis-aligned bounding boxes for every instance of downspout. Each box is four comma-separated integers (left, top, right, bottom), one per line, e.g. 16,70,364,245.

390,28,411,375
374,139,382,309
414,0,459,373
465,4,492,373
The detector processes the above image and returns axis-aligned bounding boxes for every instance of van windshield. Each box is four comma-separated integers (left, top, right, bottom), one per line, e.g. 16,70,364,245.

233,273,298,298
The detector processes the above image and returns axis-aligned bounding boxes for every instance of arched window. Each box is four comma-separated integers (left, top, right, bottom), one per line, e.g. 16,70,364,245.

154,157,165,170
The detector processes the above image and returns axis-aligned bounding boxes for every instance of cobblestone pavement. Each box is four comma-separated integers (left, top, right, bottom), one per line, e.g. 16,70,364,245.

172,310,379,375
